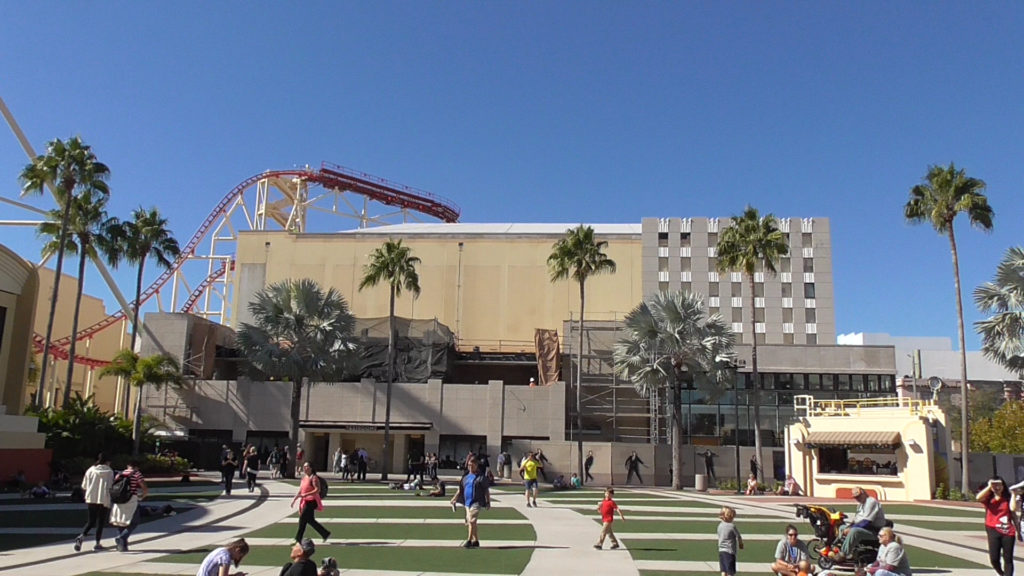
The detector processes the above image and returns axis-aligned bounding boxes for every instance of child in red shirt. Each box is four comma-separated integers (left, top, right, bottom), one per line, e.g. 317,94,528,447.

594,487,626,550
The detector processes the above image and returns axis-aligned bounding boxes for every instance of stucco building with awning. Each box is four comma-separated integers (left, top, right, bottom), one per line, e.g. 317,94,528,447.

785,395,950,501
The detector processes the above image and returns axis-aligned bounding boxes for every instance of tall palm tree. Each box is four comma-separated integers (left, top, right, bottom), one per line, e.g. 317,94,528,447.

236,278,356,478
358,239,420,481
905,162,994,493
614,291,735,489
107,207,181,415
716,206,788,484
99,349,183,456
548,225,616,482
975,247,1024,376
38,189,121,407
20,137,110,407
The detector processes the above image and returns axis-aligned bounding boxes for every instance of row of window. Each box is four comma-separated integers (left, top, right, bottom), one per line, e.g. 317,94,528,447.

656,254,817,274
657,231,818,250
657,278,818,299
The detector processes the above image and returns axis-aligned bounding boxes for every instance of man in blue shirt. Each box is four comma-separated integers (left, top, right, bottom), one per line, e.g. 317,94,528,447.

451,457,490,548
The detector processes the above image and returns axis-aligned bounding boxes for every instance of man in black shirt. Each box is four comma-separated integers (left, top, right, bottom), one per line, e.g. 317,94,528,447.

280,538,317,576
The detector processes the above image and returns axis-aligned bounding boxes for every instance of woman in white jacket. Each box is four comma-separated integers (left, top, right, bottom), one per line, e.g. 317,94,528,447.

74,453,115,552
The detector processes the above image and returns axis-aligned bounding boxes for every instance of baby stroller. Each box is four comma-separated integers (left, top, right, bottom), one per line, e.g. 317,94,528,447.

794,503,881,571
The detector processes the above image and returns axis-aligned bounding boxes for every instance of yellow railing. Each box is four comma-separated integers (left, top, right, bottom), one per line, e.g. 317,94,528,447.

794,395,937,418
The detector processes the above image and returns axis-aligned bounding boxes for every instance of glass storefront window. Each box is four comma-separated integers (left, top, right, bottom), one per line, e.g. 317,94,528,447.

808,374,822,390
822,374,835,391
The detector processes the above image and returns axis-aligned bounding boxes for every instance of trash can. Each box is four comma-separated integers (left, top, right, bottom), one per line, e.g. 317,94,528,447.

695,473,707,492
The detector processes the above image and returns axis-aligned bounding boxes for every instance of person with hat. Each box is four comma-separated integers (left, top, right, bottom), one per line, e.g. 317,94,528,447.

830,486,886,562
280,538,317,576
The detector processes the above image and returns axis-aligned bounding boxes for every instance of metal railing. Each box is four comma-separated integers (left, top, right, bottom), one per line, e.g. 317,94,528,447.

794,394,938,418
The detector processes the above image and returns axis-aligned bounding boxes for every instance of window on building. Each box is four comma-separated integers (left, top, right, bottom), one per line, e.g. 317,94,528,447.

659,282,669,293
680,232,691,246
867,374,880,392
804,283,816,299
681,282,691,294
732,308,743,322
658,232,669,246
818,447,898,475
806,334,817,345
783,308,794,323
836,374,851,391
805,308,816,323
780,257,791,272
761,373,775,390
755,332,766,344
852,375,866,392
783,333,794,345
681,257,691,272
709,307,719,317
802,232,812,247
777,373,795,390
803,258,814,273
659,258,669,272
807,374,822,390
754,308,765,322
782,283,792,298
732,282,742,296
708,232,718,246
709,283,719,297
754,283,765,297
822,374,835,391
881,375,895,392
708,256,716,270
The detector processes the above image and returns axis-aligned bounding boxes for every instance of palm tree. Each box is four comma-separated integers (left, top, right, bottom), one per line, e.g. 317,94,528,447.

548,225,617,482
975,247,1024,377
107,207,181,415
358,239,420,480
716,206,788,484
614,291,735,489
20,137,110,407
236,278,356,478
37,189,121,407
905,162,994,493
99,349,183,456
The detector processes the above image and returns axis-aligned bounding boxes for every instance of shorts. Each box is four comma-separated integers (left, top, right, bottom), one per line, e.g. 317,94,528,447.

524,479,538,490
718,551,736,575
464,503,480,524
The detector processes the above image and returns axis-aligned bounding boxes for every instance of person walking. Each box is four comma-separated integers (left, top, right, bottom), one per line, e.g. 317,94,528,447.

625,451,646,485
280,446,291,479
332,447,343,474
74,453,114,552
357,447,369,481
978,476,1017,576
110,460,148,552
750,454,760,480
339,451,350,481
292,462,331,543
221,450,238,495
268,446,281,479
536,449,550,482
584,450,595,483
451,456,490,548
242,446,260,493
594,487,625,550
519,452,540,507
196,538,249,576
701,449,718,482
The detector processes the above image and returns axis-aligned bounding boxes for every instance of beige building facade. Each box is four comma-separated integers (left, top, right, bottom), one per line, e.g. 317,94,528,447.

785,395,950,501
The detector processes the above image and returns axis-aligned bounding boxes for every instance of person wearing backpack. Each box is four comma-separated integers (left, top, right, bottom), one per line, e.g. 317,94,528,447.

74,453,114,552
291,462,330,543
109,461,148,552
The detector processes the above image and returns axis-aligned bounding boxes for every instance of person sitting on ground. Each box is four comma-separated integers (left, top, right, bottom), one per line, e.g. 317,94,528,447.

745,473,760,495
280,538,318,576
426,481,447,497
401,477,422,491
770,524,811,576
776,474,801,496
570,472,582,489
863,527,911,576
30,481,51,499
196,538,249,576
553,474,568,490
12,470,29,496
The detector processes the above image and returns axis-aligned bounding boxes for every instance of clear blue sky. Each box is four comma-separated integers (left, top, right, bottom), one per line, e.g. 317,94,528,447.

2,2,1022,350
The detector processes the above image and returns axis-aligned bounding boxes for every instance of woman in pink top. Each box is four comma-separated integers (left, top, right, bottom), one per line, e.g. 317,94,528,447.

977,476,1017,576
291,462,330,543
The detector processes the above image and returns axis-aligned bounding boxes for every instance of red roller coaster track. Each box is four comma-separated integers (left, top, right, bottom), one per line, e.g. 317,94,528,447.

34,163,460,365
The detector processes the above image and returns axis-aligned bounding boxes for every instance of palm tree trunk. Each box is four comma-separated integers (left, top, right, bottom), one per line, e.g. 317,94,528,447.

748,274,764,485
132,383,145,456
125,263,146,416
35,198,73,407
289,378,303,479
382,287,396,481
672,376,682,490
62,251,88,408
577,281,585,483
949,229,970,492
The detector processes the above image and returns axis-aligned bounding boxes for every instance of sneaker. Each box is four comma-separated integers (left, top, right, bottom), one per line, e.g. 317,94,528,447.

323,531,331,543
115,539,126,553
74,536,83,552
593,544,602,550
610,544,620,550
93,544,105,552
470,540,480,548
532,500,538,507
461,540,473,548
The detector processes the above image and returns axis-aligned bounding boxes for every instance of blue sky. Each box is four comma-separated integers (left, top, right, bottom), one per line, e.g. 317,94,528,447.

1,2,1022,349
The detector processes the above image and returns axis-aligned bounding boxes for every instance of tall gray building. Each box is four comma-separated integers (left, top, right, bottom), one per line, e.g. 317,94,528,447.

641,217,835,345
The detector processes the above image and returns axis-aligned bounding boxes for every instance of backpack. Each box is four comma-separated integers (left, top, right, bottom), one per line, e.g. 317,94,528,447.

110,473,133,504
316,474,329,498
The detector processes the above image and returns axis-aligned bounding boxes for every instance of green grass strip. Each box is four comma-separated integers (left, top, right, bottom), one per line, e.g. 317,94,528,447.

154,544,533,573
244,522,537,541
313,506,525,520
609,519,798,535
897,518,980,531
832,504,983,518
